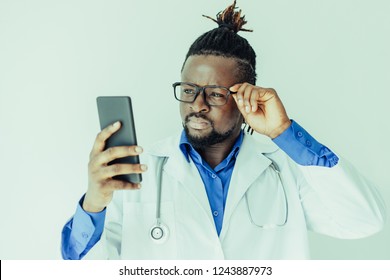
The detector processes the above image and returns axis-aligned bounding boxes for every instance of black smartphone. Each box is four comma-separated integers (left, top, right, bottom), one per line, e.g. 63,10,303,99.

96,96,142,184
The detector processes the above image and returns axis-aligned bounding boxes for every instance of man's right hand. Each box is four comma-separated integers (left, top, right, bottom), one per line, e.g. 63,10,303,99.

83,121,147,213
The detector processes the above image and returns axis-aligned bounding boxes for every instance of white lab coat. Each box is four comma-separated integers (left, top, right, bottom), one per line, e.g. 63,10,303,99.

84,133,386,259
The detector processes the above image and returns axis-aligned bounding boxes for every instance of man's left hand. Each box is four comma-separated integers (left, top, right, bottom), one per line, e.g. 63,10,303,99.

230,83,291,139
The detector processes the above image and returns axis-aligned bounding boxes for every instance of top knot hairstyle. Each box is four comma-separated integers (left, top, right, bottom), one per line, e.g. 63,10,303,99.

182,0,257,84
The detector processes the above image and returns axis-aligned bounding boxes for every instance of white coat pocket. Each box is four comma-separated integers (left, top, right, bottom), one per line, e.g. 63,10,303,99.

121,201,177,259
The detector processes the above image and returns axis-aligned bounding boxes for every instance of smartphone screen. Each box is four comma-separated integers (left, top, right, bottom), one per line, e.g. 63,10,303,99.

96,96,142,183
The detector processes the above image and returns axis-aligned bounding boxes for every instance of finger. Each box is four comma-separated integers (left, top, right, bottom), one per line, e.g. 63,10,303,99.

231,94,242,110
101,163,148,179
229,83,242,93
234,83,249,108
94,145,144,166
243,84,254,113
259,88,276,101
250,89,259,112
90,121,121,159
232,88,248,117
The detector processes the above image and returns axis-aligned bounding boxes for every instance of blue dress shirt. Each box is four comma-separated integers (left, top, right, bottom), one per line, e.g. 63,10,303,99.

61,120,339,259
179,130,244,236
61,195,106,260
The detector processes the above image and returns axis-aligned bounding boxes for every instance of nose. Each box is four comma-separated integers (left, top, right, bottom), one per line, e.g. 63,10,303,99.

190,90,210,113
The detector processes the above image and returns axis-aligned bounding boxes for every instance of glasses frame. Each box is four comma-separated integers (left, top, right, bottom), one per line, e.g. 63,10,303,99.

172,82,237,106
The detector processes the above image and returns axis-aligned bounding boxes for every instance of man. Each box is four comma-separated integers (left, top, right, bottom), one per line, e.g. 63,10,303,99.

61,1,386,259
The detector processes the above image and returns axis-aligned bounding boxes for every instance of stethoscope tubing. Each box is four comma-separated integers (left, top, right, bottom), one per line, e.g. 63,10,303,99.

245,161,289,229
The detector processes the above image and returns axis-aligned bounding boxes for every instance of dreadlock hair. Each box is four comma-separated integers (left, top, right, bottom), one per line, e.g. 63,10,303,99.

182,0,257,85
182,0,256,134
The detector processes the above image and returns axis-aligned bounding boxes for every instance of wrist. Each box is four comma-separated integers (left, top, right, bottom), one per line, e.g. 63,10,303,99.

269,120,291,139
82,193,105,213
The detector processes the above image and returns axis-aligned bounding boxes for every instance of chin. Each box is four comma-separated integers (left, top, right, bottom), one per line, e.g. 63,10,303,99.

184,125,236,149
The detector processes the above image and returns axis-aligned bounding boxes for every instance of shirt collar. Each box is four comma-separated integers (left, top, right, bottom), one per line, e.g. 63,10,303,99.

179,129,244,165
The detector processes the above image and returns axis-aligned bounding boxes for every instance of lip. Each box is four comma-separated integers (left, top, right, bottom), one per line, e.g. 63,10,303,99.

187,118,210,130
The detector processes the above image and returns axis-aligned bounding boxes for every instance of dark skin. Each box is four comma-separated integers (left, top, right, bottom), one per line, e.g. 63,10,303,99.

180,55,244,168
83,54,291,212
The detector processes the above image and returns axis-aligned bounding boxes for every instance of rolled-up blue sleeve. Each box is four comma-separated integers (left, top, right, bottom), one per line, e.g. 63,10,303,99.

61,195,106,260
272,120,339,167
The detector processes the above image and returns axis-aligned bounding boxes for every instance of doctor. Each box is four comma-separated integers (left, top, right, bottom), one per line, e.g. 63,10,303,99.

61,1,386,259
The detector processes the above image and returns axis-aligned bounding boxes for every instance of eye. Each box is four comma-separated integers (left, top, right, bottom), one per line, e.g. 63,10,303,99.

183,88,196,94
209,92,225,98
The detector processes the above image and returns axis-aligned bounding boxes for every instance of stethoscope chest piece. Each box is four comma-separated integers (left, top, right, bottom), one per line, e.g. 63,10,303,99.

150,222,169,244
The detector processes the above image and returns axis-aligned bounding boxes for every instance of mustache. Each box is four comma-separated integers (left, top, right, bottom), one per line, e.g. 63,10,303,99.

184,112,213,125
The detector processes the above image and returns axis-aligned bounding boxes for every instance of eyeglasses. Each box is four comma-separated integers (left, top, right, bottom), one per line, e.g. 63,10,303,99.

172,82,236,106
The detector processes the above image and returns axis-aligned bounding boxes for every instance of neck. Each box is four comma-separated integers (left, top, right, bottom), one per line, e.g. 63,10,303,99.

196,130,241,169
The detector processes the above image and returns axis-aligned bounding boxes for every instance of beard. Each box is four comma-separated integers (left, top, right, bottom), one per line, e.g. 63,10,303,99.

183,113,237,150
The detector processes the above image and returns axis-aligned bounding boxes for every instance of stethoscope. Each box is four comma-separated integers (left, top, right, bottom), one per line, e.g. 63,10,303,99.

150,157,170,243
149,156,289,243
245,161,288,229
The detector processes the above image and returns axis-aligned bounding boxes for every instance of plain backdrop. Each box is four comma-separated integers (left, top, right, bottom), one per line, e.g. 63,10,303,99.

0,0,389,259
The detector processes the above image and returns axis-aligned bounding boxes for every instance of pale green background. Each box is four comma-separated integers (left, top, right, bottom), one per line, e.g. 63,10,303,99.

0,0,389,259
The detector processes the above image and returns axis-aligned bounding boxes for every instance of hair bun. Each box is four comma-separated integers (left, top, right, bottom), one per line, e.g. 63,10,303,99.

202,0,253,33
217,22,235,31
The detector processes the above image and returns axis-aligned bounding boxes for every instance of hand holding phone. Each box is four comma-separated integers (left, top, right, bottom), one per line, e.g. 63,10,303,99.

82,96,147,213
97,96,142,184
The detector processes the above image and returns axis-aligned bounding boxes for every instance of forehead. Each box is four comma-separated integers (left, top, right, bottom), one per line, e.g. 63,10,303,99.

181,55,239,87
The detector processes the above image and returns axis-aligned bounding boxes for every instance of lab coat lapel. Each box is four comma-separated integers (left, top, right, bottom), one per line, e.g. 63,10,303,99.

220,135,276,240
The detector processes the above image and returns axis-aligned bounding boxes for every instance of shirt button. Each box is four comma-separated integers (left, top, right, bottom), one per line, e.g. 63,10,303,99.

306,140,311,147
81,232,89,239
297,131,303,137
213,211,219,217
211,174,217,179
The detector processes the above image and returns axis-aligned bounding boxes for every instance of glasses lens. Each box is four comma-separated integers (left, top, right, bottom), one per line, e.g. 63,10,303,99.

204,87,229,106
175,84,197,103
174,83,230,106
